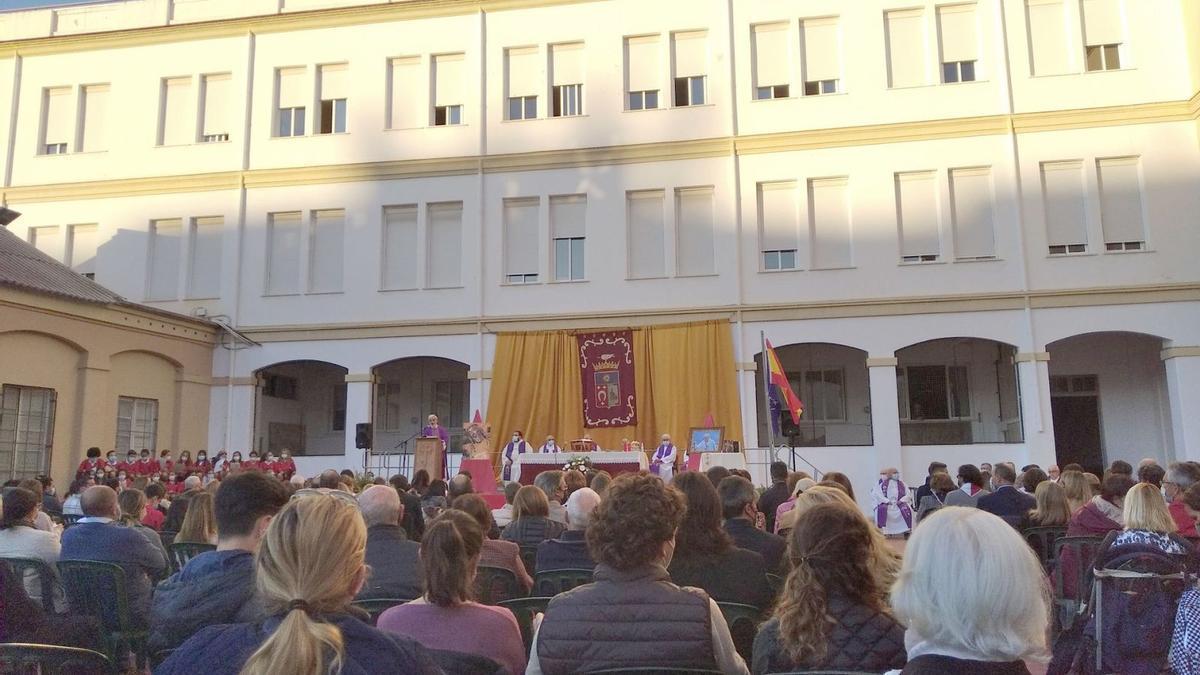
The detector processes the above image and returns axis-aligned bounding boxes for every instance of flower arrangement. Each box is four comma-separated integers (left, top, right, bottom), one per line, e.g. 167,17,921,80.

562,456,594,473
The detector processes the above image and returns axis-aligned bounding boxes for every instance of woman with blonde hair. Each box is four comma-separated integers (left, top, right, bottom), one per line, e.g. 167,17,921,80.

889,507,1049,673
176,491,218,545
1021,480,1071,529
1093,482,1199,565
787,486,902,593
158,495,440,675
1059,470,1091,514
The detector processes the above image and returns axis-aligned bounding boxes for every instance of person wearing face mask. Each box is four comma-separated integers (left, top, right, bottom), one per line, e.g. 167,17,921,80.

77,447,105,478
136,449,156,477
118,450,138,476
276,450,296,479
870,468,913,537
159,450,174,475
501,431,533,481
177,450,193,473
650,434,678,483
243,451,260,472
105,450,119,470
539,436,558,453
421,415,450,477
229,451,243,473
212,451,229,476
194,451,211,475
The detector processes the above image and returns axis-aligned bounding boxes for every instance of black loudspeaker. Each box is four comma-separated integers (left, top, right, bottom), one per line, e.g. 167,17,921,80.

355,423,372,450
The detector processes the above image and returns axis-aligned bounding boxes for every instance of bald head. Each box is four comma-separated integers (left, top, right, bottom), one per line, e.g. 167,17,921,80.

317,469,342,490
565,487,601,530
358,484,402,527
80,485,119,518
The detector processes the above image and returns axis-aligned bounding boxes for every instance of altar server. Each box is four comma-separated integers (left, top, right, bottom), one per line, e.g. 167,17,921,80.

502,431,534,481
651,434,679,483
871,467,913,537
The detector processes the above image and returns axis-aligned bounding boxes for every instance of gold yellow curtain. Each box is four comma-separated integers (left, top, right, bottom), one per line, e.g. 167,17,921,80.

485,320,743,471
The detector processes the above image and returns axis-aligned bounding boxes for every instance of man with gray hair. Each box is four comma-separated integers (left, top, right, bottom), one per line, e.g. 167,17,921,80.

535,470,568,524
536,487,601,571
356,485,423,600
718,476,786,572
1164,462,1200,539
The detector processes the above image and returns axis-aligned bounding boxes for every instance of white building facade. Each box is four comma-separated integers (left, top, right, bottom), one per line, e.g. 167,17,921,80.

1,0,1199,493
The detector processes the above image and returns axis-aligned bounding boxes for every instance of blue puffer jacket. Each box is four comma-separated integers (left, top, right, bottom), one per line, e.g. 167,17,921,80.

149,550,262,653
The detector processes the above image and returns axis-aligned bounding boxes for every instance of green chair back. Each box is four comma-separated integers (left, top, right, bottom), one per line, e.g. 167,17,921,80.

533,568,593,596
766,572,785,598
497,596,552,654
1023,525,1068,571
716,601,764,664
0,643,112,675
351,597,413,626
519,545,539,577
475,565,522,605
56,559,147,663
1,555,59,614
168,542,215,573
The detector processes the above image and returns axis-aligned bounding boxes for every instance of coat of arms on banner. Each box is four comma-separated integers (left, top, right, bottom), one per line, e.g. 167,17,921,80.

577,330,637,428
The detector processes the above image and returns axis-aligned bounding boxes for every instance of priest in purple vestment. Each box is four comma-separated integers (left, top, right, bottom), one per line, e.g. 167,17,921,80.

422,414,450,476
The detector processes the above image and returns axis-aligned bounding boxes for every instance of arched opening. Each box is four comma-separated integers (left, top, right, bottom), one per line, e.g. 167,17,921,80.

753,343,872,447
1047,332,1171,474
253,360,348,457
895,338,1022,445
372,357,470,454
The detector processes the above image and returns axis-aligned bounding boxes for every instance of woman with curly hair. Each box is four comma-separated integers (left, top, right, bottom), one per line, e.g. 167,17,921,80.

752,502,906,674
527,473,748,675
781,486,902,593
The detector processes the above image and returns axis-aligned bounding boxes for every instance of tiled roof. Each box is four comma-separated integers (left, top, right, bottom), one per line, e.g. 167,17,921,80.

0,224,126,305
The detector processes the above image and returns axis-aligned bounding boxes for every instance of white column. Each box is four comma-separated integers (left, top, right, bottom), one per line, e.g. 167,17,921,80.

223,378,257,454
1164,348,1200,462
343,374,374,474
1017,353,1057,470
867,356,903,475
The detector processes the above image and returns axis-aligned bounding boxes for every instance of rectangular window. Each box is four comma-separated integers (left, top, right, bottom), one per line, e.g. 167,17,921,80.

427,202,463,288
794,369,846,422
67,224,99,278
28,226,62,262
0,385,55,480
1041,161,1088,254
262,374,297,400
886,9,927,88
1085,43,1121,71
432,53,465,126
1096,157,1145,250
938,3,978,83
331,384,347,432
896,171,941,262
79,85,108,153
676,187,715,277
200,73,231,143
42,87,72,155
116,396,157,453
187,216,223,299
388,57,421,130
503,197,540,284
551,194,586,281
160,77,192,146
309,209,345,293
752,23,790,98
809,178,852,269
672,31,707,106
900,365,970,420
551,43,583,117
147,218,182,301
506,47,540,120
266,212,302,295
1026,0,1070,75
1082,0,1123,71
949,167,997,259
802,18,841,95
277,68,307,137
759,181,800,271
627,190,665,279
382,205,419,290
317,64,348,134
625,35,660,110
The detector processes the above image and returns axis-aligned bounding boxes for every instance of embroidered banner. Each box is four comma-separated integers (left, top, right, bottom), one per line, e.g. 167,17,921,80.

577,330,637,428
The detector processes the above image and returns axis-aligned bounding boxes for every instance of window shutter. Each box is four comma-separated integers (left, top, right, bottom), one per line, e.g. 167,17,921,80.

626,35,660,92
550,195,586,239
752,23,789,88
551,43,583,86
277,68,306,108
1081,0,1122,45
68,224,99,275
309,209,345,294
80,85,108,153
148,219,182,301
201,74,230,138
503,198,540,277
507,47,540,98
896,171,941,258
433,53,464,107
759,181,799,254
188,216,223,299
676,187,715,277
319,64,347,100
382,205,419,290
162,78,192,145
949,168,997,259
802,18,840,82
938,4,978,63
389,57,421,130
627,190,665,278
809,178,852,269
427,202,463,288
1040,162,1087,247
267,212,302,295
886,9,926,87
1096,157,1145,244
44,88,72,147
672,31,707,78
1026,0,1070,75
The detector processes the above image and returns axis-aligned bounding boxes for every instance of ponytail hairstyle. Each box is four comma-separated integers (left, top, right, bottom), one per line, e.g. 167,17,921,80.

774,502,883,667
239,495,366,675
422,509,483,607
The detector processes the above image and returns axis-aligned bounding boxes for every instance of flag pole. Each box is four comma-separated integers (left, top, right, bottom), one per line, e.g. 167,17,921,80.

760,331,775,452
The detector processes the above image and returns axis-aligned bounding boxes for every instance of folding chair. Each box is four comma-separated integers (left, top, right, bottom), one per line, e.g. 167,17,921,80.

533,568,594,596
1,556,60,614
716,601,764,663
167,542,215,573
497,596,552,654
351,597,413,626
56,560,148,666
475,565,522,605
0,643,112,675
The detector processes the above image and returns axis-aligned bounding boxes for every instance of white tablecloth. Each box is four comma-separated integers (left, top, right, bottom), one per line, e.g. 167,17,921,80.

511,451,649,483
698,452,747,473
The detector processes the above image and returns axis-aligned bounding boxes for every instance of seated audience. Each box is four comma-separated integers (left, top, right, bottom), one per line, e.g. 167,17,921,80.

388,474,425,541
588,470,612,496
1108,460,1134,478
410,469,431,496
454,493,532,590
944,464,989,507
977,463,1036,528
421,479,449,521
1060,473,1135,599
163,475,203,531
1020,467,1049,494
500,485,566,548
753,503,906,674
0,561,99,649
773,477,816,534
889,507,1048,674
789,486,901,594
18,478,55,532
142,482,167,530
38,476,61,516
563,469,587,501
378,510,527,675
61,478,89,516
718,476,785,572
1085,472,1102,497
537,487,601,572
822,472,856,501
535,471,568,525
491,481,521,528
668,472,771,610
915,471,956,525
758,462,791,534
1098,482,1199,565
1019,480,1071,530
448,473,474,502
1138,462,1166,488
60,486,168,622
316,469,344,490
357,485,423,601
150,472,290,653
176,491,218,545
117,489,168,563
158,494,441,674
1059,470,1091,514
706,465,732,487
0,487,62,609
528,473,748,674
1164,462,1200,539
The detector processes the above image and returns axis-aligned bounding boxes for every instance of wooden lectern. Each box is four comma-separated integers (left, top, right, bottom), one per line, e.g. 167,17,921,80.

414,437,444,481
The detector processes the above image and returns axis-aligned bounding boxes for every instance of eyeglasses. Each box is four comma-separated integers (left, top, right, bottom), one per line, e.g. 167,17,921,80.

290,488,359,506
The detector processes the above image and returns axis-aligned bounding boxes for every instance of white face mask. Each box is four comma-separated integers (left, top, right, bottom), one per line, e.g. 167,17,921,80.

546,440,555,447
512,436,520,443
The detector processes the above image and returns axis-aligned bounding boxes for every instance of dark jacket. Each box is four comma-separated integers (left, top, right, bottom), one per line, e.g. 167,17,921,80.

901,654,1031,674
536,563,716,674
751,593,906,674
60,520,168,621
359,524,423,600
724,518,786,573
149,549,263,653
913,477,933,512
977,486,1036,527
0,564,100,650
400,491,425,541
536,529,596,571
758,481,790,534
500,516,565,548
156,610,443,675
41,493,62,516
668,546,772,610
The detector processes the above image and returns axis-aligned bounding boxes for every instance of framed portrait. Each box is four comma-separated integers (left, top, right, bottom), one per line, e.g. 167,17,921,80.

721,440,740,453
688,426,724,454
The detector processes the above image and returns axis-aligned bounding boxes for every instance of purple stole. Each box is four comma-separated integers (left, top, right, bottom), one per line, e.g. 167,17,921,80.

502,441,528,481
875,478,913,529
651,443,674,476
